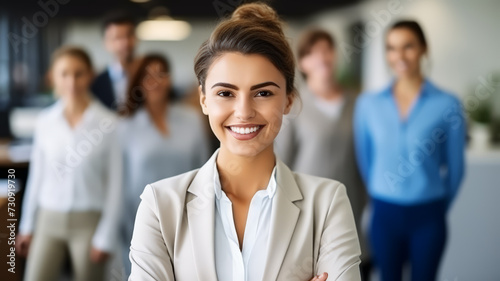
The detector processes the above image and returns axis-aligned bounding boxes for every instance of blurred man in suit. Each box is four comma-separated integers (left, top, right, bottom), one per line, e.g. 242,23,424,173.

91,12,137,110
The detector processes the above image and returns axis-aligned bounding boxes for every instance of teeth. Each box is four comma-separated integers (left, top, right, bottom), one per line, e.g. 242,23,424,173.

230,126,261,135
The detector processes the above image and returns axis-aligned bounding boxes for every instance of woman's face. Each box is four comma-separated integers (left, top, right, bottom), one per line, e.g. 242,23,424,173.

200,52,293,157
300,39,336,81
51,55,93,99
386,28,426,78
141,61,170,104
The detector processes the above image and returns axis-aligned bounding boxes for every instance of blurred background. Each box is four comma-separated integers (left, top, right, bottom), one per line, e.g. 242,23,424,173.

0,0,499,280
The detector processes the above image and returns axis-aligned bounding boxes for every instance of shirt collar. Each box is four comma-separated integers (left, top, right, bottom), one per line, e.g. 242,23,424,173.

382,78,433,97
54,96,98,123
213,162,278,200
108,62,126,80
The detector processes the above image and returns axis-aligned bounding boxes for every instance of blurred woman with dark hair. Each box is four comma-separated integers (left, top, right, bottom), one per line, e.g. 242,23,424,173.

354,20,466,281
118,54,209,277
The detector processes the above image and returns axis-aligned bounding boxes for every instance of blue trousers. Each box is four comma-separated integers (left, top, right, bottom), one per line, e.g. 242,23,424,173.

370,198,447,281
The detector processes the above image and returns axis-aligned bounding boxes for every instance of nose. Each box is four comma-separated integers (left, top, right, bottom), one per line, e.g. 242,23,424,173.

393,49,405,61
234,95,255,121
66,75,77,89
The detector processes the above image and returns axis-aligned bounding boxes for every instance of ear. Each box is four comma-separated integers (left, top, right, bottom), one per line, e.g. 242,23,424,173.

164,73,172,88
198,85,208,115
103,32,112,52
331,47,338,62
284,93,295,115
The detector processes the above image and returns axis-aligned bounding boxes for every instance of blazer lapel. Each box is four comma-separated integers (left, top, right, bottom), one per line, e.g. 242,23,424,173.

186,151,219,281
262,159,303,280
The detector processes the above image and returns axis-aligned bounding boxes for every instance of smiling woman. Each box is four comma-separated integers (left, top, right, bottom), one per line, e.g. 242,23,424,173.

128,3,362,281
200,52,291,157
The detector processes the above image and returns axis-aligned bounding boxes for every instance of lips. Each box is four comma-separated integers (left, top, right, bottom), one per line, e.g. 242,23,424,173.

225,124,265,141
394,60,408,71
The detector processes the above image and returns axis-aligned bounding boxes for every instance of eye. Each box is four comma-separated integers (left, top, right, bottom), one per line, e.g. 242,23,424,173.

404,43,415,50
217,90,233,97
255,90,273,97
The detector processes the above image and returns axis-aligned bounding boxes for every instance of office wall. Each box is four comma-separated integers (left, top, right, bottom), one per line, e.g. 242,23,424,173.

62,18,304,95
310,0,500,98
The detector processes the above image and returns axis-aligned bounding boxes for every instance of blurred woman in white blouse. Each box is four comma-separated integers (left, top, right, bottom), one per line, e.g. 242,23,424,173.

16,46,122,281
118,54,209,277
128,3,361,281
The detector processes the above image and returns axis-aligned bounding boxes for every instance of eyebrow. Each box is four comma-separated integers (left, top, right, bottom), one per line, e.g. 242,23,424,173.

211,81,280,90
386,41,417,48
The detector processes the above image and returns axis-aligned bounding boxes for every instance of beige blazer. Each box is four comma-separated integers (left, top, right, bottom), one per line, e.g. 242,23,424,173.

129,151,361,281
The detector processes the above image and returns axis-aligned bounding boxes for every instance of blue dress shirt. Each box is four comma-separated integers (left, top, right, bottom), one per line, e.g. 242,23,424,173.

354,79,466,206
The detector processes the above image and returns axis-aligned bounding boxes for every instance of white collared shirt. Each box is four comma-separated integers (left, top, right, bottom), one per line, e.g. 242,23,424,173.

108,62,127,106
213,163,277,281
19,98,122,252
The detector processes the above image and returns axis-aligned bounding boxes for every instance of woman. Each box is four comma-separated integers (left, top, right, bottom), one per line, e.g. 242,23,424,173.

275,28,370,279
16,46,122,281
118,54,209,277
129,3,361,281
354,21,465,281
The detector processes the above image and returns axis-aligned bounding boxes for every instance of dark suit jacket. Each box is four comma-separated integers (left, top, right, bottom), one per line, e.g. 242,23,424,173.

91,70,117,110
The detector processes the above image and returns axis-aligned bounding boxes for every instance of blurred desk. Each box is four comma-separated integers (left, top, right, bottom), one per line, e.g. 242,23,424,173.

0,139,30,168
439,147,500,280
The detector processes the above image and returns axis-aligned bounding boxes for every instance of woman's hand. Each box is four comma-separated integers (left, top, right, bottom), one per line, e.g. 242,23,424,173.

310,272,328,281
15,234,32,258
90,247,110,263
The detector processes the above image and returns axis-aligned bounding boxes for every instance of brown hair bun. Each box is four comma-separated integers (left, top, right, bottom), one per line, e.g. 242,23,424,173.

231,3,283,35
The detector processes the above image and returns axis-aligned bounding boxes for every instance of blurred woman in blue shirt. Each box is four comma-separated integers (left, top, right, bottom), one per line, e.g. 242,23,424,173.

354,20,466,281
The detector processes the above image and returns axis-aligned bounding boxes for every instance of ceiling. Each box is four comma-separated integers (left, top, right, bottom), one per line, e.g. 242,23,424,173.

2,0,362,20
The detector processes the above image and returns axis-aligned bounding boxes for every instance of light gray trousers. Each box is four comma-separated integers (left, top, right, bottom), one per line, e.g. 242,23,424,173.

24,209,105,281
